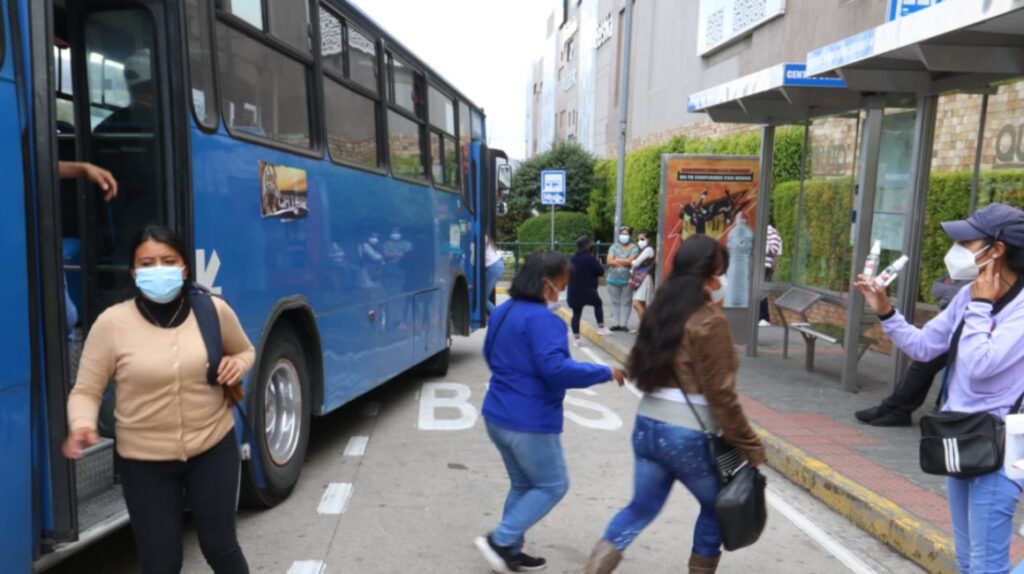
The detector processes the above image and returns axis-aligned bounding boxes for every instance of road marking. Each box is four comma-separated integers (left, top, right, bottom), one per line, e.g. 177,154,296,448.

317,482,353,515
418,382,478,430
581,346,642,398
287,560,325,574
564,395,623,430
361,402,380,417
766,489,879,574
344,436,369,457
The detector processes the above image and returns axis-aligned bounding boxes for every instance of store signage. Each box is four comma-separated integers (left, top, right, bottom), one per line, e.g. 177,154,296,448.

595,14,613,48
994,122,1024,168
887,0,945,22
697,0,786,56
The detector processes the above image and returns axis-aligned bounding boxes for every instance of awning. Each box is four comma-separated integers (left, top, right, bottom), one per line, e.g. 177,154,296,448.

686,63,861,125
806,0,1024,93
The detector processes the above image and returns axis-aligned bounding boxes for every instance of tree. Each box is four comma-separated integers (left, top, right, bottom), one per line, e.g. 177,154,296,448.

496,141,597,240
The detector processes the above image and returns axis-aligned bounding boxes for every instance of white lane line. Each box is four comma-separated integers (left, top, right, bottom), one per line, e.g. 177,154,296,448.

361,401,380,417
580,346,643,398
766,489,879,574
317,482,353,515
344,435,369,457
287,560,325,574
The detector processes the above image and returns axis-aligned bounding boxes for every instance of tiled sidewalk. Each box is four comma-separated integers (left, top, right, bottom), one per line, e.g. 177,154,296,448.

544,286,1024,574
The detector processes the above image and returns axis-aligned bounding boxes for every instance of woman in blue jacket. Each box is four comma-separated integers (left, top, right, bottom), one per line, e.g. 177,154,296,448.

475,249,627,574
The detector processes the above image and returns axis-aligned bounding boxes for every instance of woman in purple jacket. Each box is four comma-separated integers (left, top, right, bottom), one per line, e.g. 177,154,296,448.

858,203,1024,573
475,249,626,573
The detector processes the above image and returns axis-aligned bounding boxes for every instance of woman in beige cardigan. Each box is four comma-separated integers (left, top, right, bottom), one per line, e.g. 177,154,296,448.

64,225,254,574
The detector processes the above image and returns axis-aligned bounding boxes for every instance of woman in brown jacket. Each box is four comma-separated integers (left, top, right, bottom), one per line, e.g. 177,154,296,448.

63,225,255,574
580,234,764,574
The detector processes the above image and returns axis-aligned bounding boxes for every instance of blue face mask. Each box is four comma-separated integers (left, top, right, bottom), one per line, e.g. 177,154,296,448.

135,266,185,303
618,234,630,244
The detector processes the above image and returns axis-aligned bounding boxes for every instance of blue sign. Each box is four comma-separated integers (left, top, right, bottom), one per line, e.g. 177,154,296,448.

540,170,566,205
887,0,944,21
780,64,847,88
806,28,876,77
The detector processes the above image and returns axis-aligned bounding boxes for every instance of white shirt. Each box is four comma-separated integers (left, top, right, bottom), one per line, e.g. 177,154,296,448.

485,242,501,267
632,246,655,268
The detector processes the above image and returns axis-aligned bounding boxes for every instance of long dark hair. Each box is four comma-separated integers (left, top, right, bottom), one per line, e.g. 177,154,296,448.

509,249,569,303
129,224,187,269
629,235,729,392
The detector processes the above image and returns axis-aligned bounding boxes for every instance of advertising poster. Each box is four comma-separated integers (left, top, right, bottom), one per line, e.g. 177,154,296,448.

259,161,309,219
659,155,759,308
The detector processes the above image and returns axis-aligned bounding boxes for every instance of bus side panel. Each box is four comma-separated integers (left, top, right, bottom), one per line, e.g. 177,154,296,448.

189,129,441,412
0,5,35,570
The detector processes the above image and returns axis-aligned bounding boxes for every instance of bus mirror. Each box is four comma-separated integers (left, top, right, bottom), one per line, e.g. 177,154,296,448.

497,164,512,191
496,201,508,217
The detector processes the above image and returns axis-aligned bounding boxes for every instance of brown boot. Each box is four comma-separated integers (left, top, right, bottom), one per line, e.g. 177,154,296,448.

689,552,720,574
578,539,622,574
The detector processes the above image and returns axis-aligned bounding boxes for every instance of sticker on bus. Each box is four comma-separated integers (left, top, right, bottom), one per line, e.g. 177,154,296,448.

259,161,309,220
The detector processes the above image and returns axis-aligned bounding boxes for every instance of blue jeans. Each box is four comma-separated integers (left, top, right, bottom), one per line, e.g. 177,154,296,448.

603,416,722,558
485,260,505,313
485,419,569,553
947,468,1024,573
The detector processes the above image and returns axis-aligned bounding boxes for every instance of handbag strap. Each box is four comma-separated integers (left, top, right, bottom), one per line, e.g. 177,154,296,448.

672,376,712,437
484,302,518,363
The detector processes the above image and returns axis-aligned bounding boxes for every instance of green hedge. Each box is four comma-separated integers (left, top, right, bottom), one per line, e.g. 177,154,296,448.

771,170,1024,303
517,211,594,256
588,159,617,241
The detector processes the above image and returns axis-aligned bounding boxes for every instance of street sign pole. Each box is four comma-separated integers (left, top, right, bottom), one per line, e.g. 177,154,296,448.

550,205,555,250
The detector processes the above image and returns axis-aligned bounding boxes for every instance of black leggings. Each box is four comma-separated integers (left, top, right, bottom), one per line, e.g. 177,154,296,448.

571,300,604,335
119,430,248,574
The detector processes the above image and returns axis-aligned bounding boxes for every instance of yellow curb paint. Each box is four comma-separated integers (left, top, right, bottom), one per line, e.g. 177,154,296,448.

555,307,958,574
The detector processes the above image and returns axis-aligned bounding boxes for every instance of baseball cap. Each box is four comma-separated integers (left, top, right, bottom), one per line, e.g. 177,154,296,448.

941,203,1024,248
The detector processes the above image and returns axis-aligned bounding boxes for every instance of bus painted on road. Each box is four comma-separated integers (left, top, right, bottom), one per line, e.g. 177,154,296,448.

0,0,509,570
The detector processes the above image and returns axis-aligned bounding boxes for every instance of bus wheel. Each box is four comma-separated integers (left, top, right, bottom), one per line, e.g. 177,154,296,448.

418,307,453,377
240,326,311,508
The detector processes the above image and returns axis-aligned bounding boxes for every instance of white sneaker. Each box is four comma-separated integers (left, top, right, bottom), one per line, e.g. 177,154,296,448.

758,319,771,327
596,327,611,336
573,336,582,348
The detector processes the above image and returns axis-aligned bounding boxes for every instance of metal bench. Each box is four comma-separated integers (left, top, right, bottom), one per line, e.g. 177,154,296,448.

773,286,877,371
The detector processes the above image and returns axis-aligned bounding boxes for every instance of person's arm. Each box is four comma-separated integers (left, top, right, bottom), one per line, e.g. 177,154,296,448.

594,254,605,277
214,298,256,386
956,263,1024,383
632,247,653,268
529,314,613,388
606,250,619,267
64,311,118,458
622,246,639,265
689,313,765,466
59,161,118,202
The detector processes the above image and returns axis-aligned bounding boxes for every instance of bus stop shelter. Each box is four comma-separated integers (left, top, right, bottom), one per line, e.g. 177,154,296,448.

688,0,1024,391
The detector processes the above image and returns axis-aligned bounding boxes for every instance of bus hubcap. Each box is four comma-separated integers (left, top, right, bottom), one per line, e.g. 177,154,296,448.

264,360,301,466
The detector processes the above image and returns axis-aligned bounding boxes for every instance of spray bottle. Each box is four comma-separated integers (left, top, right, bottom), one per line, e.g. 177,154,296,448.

873,255,909,288
862,240,882,279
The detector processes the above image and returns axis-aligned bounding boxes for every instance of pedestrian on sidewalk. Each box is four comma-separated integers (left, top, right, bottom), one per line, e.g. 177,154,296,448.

475,249,627,574
630,230,656,332
579,234,765,574
758,221,782,327
857,203,1024,574
484,234,505,314
569,235,611,347
63,225,255,574
853,272,969,427
606,226,640,331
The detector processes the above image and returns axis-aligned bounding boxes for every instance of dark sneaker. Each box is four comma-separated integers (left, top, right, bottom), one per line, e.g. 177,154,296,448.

513,551,547,571
870,410,912,427
854,404,890,423
474,534,521,573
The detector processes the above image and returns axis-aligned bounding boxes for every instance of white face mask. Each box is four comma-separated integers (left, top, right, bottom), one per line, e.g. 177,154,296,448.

544,278,564,307
709,274,728,304
944,243,993,281
637,239,649,249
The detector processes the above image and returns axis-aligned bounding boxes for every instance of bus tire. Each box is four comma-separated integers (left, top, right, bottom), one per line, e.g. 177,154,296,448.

418,306,453,377
240,326,311,508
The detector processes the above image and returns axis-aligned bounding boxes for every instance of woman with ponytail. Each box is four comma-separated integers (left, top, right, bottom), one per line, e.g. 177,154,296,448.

578,234,764,574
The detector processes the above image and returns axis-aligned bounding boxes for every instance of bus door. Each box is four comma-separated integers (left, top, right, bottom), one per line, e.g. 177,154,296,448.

37,0,185,555
471,145,509,327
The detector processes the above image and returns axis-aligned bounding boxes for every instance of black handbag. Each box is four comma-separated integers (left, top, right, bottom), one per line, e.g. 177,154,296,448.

715,465,768,551
918,317,1024,478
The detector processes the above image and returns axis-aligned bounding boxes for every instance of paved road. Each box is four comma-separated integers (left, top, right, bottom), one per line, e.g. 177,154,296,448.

48,325,924,574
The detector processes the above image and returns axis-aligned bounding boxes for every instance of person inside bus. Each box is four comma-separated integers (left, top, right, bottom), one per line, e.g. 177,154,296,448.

94,48,156,134
475,249,627,573
63,224,254,574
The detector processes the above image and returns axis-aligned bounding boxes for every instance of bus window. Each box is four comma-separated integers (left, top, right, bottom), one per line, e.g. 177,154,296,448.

268,0,310,54
325,79,379,168
348,24,377,93
54,44,74,131
388,110,424,180
389,55,421,117
386,52,425,180
319,6,345,77
185,0,219,129
428,85,454,135
216,0,263,29
471,108,484,141
216,21,311,148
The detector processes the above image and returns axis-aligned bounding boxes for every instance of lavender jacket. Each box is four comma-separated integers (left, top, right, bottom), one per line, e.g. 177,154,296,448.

881,278,1024,418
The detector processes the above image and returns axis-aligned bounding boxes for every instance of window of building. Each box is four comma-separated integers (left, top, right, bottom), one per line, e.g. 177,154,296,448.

428,84,455,135
185,0,219,129
565,37,575,62
216,21,311,148
325,79,378,168
388,110,424,179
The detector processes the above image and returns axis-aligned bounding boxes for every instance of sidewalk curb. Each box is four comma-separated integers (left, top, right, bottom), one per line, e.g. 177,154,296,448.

553,306,957,574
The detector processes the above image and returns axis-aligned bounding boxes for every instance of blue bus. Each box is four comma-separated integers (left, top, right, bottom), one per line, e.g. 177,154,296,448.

0,0,510,570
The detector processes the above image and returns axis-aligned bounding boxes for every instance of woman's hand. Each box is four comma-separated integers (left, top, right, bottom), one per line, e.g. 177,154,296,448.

81,163,119,201
854,274,893,316
970,259,1000,302
62,428,99,459
217,355,246,386
609,366,627,387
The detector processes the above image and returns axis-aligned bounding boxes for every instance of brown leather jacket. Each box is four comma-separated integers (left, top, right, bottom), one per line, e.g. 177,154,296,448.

672,302,765,466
